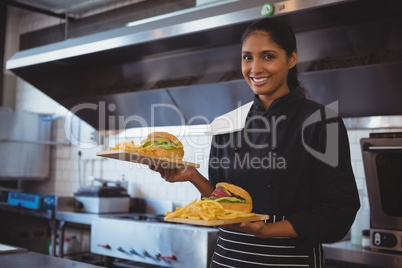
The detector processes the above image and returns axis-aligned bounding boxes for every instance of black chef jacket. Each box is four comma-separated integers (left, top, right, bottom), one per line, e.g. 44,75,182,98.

208,88,360,251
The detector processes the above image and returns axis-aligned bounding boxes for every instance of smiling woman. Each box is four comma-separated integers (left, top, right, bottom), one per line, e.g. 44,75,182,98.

151,17,360,268
241,19,299,110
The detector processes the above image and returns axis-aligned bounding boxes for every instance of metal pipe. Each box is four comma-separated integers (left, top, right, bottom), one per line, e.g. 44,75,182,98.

0,2,6,106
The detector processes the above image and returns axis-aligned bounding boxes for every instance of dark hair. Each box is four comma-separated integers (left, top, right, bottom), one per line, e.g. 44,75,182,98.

241,18,305,95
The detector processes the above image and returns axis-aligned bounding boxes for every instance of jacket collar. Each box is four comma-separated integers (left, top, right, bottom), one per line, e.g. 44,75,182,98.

206,88,304,135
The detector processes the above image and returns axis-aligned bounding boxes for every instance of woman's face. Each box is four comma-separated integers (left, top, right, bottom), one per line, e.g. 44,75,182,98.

241,31,297,107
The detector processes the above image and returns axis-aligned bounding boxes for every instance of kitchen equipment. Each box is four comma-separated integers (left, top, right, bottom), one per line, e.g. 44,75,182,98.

96,149,200,168
0,108,52,180
360,132,402,252
74,185,129,213
91,214,218,268
7,192,56,210
165,214,269,226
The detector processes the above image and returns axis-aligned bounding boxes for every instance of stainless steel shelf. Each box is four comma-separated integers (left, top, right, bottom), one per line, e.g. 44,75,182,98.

323,241,402,268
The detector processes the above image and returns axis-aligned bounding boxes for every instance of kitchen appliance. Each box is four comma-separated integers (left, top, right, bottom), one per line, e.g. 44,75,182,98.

7,192,56,210
74,185,130,213
0,108,52,180
360,132,402,252
91,214,218,268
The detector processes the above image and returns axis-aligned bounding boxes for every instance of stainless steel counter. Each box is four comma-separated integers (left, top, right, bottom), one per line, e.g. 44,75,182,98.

55,210,103,225
0,251,102,268
323,241,402,268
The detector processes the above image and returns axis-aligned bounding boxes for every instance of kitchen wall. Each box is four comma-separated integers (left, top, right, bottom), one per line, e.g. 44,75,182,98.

4,2,402,249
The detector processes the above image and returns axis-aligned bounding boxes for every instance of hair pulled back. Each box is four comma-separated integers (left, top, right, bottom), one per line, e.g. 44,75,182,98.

241,18,305,95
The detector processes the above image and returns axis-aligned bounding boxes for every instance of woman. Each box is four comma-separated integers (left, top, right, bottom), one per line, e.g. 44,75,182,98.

152,17,360,267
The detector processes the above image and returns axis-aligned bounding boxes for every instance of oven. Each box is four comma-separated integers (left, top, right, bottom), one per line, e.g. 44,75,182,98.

360,132,402,252
91,213,219,268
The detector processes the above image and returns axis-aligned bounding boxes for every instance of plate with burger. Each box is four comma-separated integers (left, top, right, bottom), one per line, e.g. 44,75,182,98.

96,132,199,168
164,183,269,226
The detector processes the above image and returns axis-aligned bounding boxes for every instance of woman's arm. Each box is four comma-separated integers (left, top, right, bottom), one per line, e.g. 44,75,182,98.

150,166,215,197
229,220,299,238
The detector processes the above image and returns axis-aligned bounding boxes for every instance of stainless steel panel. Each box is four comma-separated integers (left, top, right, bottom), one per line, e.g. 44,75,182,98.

323,240,402,267
302,61,402,118
0,109,52,180
91,216,218,268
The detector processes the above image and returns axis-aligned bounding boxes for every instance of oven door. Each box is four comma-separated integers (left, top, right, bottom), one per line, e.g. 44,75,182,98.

360,136,402,230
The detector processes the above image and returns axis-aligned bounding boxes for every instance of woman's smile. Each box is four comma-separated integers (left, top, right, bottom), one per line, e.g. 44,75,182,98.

251,76,270,85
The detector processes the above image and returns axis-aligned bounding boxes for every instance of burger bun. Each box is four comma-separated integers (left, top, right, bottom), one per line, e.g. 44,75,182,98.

216,182,253,213
147,132,184,159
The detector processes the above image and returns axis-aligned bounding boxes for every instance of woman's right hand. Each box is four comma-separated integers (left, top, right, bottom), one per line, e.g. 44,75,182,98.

149,165,215,198
149,165,195,183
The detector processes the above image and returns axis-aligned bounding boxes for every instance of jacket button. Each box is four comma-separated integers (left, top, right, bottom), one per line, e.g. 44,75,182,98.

234,147,240,152
271,147,277,152
267,184,273,189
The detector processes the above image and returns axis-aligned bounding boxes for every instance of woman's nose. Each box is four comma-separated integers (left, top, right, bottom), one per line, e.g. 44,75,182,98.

251,59,263,74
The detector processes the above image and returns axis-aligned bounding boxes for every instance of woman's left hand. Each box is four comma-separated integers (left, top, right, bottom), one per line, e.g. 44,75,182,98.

227,221,268,238
227,220,298,239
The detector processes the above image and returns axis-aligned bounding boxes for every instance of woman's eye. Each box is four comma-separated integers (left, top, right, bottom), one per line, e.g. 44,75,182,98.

264,54,274,60
243,55,252,61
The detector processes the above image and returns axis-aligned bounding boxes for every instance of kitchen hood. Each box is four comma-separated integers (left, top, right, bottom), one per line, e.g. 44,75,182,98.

6,0,402,131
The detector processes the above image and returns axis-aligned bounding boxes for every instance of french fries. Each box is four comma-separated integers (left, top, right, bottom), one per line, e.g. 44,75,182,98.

110,141,155,154
164,199,255,221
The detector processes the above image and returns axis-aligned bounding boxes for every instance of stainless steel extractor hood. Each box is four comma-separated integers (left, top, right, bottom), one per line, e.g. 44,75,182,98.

6,0,402,131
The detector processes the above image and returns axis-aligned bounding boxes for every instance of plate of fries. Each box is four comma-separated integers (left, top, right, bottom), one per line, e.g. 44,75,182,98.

164,199,269,226
96,141,199,168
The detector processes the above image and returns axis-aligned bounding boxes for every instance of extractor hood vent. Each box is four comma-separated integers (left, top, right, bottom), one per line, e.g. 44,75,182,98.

307,52,388,72
152,76,200,90
6,0,402,131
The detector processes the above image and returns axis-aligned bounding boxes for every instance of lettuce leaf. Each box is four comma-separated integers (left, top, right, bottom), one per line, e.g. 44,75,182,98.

202,196,249,204
142,139,183,149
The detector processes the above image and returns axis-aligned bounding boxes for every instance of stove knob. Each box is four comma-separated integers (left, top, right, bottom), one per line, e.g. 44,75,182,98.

130,249,145,257
97,244,111,249
143,250,151,258
143,251,160,261
117,247,129,254
157,253,177,263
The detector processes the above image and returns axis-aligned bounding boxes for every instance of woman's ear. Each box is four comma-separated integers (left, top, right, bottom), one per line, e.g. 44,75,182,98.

288,50,298,69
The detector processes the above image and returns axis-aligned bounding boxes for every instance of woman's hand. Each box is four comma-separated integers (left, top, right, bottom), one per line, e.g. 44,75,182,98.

227,221,269,238
227,220,298,239
149,165,215,198
149,165,195,183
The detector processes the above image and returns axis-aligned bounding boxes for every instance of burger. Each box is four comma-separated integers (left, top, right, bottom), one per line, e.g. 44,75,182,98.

141,132,184,159
204,182,252,213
